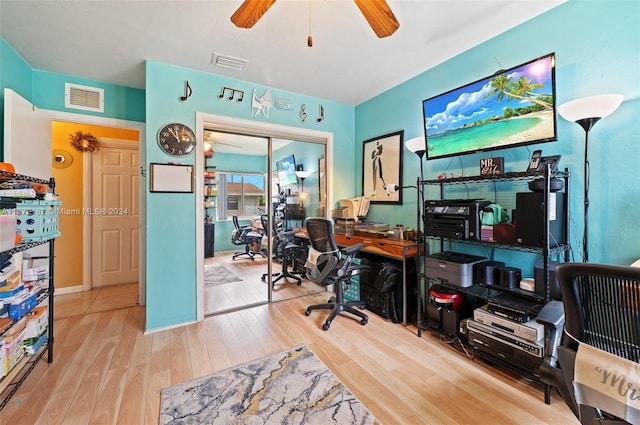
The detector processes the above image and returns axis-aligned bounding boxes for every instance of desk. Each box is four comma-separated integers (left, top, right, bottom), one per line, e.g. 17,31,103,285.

334,234,419,325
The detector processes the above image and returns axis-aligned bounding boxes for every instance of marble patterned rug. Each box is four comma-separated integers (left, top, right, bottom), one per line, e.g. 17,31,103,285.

204,264,243,287
159,344,380,424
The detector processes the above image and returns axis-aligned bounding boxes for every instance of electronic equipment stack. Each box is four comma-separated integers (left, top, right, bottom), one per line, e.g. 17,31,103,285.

465,295,545,375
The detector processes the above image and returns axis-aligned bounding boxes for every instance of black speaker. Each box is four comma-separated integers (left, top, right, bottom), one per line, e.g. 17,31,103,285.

442,309,461,336
426,303,442,330
515,192,565,247
534,260,561,299
474,260,505,286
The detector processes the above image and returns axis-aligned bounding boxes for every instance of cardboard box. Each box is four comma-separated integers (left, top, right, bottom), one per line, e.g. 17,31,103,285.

480,225,494,242
24,306,48,339
0,214,17,251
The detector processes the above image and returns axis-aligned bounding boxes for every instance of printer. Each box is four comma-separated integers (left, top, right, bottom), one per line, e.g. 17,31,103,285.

424,199,490,240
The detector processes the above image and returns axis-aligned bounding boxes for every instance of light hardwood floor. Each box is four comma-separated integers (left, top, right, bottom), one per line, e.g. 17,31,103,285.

1,285,579,424
204,250,326,315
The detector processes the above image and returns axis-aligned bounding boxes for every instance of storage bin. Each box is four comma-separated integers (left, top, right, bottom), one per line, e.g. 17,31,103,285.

360,285,402,323
15,200,61,242
342,277,360,302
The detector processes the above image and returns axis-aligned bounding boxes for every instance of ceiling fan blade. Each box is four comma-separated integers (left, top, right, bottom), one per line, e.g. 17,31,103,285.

353,0,400,38
231,0,277,29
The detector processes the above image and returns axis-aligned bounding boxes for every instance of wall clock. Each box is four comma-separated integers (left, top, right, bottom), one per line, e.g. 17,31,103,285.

157,123,197,157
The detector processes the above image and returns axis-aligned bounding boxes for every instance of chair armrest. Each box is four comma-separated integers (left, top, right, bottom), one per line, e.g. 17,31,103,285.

536,300,565,328
342,243,365,256
537,300,565,374
337,243,365,277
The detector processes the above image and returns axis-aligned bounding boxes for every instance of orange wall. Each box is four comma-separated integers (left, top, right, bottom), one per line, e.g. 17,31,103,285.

51,122,138,289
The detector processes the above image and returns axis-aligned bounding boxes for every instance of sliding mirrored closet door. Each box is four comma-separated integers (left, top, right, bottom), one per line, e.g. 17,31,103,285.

203,130,327,316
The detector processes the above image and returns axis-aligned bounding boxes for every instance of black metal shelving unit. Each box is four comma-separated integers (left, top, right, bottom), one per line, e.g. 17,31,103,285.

416,165,571,335
204,165,217,258
414,166,571,403
0,171,56,411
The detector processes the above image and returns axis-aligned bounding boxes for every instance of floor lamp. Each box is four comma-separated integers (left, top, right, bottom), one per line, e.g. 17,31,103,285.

404,136,427,335
295,170,311,206
557,94,623,262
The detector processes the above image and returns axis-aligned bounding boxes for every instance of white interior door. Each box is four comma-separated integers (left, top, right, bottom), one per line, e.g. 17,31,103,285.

91,140,139,287
3,89,52,258
3,89,51,179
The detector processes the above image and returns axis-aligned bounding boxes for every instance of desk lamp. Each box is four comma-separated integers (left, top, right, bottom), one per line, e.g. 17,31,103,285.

557,93,623,262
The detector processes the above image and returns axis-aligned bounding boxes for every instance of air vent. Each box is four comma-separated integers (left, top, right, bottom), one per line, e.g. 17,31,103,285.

65,83,104,112
211,53,248,71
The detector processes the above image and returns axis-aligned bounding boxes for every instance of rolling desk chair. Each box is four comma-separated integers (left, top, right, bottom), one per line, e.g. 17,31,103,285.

231,215,265,261
303,217,369,331
261,216,305,287
539,263,640,424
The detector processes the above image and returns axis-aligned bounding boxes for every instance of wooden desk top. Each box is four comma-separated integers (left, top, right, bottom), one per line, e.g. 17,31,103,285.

293,228,419,260
334,234,419,260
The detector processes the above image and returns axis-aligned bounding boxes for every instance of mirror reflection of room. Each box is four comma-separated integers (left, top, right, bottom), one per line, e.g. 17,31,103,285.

202,130,327,316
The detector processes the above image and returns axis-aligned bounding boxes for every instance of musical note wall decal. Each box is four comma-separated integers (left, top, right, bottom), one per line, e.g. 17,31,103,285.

179,81,192,102
316,104,325,123
299,104,307,123
217,86,244,103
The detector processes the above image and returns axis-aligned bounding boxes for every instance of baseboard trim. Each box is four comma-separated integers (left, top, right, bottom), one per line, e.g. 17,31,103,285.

144,320,197,335
54,285,84,295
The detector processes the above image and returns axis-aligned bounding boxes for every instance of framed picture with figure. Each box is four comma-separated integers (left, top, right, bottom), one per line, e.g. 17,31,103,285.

362,130,403,205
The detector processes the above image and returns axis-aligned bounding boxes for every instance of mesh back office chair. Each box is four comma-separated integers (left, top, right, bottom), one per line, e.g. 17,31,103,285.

303,217,369,331
539,263,640,424
261,215,306,287
231,216,265,260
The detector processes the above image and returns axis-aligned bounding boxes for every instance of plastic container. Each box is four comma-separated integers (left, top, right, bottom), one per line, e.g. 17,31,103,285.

15,200,61,242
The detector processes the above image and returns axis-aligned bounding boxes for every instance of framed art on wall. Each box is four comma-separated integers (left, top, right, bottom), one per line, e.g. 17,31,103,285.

362,130,403,204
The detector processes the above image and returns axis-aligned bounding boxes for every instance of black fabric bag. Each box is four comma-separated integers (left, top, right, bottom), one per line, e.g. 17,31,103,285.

373,261,401,293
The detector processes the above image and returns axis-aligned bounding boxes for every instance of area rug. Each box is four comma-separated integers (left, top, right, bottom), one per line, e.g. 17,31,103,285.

204,264,243,287
159,344,380,425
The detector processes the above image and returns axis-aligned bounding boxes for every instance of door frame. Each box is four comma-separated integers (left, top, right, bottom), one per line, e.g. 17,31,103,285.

194,112,334,322
49,113,146,304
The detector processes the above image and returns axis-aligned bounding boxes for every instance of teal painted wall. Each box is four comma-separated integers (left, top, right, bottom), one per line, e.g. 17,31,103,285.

32,70,145,122
0,37,33,160
0,36,145,159
145,60,354,331
356,0,640,268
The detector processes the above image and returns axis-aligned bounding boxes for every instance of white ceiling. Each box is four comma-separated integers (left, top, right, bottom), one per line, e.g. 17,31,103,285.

0,0,565,106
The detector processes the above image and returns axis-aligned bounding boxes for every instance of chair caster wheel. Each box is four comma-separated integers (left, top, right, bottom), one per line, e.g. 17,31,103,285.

360,318,368,326
322,323,330,331
261,276,266,282
305,309,311,316
297,282,302,286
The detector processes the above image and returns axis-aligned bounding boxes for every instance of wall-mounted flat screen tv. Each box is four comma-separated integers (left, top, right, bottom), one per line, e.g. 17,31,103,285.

422,53,557,160
276,154,297,186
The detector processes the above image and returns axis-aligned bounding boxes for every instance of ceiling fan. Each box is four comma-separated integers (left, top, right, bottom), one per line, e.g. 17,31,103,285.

231,0,400,38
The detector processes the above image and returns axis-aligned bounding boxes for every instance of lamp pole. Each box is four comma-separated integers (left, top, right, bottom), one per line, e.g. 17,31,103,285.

575,117,600,263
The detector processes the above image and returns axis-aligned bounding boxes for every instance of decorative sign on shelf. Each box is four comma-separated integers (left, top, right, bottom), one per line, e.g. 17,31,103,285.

480,157,504,176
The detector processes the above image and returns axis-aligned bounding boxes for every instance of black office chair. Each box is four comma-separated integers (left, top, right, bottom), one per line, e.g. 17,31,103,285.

303,217,369,331
539,263,640,425
261,216,306,287
231,215,265,260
